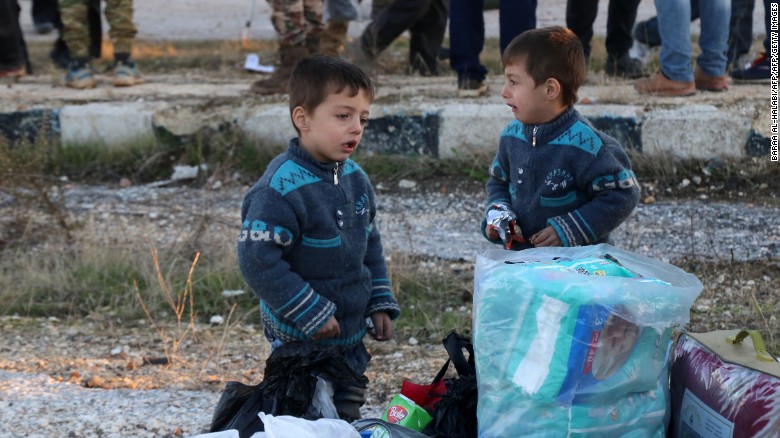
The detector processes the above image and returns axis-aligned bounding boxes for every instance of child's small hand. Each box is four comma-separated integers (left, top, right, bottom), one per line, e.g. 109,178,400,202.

370,312,393,341
530,226,562,247
313,316,340,340
485,224,500,240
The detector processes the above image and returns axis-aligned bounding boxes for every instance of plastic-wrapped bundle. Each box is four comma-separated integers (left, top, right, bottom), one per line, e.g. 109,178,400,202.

473,244,703,437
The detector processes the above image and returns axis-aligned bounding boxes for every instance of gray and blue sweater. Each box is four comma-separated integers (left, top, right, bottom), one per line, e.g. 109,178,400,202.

237,139,400,347
483,106,640,249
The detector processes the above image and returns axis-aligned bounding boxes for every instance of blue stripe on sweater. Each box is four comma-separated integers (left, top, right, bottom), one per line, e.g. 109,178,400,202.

574,210,597,241
293,294,320,322
540,191,576,207
302,235,342,248
501,120,527,141
270,160,322,195
261,303,365,346
549,121,603,156
277,284,310,312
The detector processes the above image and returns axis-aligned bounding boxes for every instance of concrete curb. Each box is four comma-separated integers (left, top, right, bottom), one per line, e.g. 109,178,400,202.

0,81,771,160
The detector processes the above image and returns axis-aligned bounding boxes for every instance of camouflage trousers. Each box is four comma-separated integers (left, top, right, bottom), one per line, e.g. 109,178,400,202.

268,0,323,49
59,0,136,59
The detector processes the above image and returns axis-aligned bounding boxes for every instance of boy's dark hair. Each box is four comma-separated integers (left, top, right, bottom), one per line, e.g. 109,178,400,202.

288,55,376,122
502,26,586,107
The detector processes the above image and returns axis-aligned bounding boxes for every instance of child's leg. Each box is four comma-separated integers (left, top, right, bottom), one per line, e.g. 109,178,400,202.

331,382,366,422
332,341,371,421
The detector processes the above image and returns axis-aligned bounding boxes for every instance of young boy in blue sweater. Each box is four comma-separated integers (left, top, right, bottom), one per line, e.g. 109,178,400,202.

237,55,400,421
483,26,640,250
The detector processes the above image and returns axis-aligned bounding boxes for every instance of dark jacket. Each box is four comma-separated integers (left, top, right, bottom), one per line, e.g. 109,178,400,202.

238,139,400,346
483,106,640,249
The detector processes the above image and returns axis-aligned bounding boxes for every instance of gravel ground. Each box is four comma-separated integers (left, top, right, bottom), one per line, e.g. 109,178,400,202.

1,179,778,437
29,180,780,262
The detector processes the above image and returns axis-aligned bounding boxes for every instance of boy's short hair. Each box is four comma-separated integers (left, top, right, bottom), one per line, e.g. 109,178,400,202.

502,26,586,107
288,55,376,120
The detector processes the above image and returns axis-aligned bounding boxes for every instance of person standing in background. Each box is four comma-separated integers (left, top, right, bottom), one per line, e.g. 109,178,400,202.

0,0,29,78
449,0,537,97
59,0,142,89
566,0,647,78
348,0,449,76
321,0,358,57
251,0,323,95
634,0,730,96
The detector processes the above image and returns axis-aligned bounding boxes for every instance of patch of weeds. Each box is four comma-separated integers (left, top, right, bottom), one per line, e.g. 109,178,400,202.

355,152,491,189
674,257,779,355
388,254,474,342
629,152,779,205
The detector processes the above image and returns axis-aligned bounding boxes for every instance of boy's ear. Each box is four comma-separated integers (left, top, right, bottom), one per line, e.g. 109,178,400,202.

291,106,309,131
544,78,562,101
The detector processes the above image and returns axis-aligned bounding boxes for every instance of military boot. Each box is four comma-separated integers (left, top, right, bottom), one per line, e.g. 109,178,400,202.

250,45,309,95
321,21,349,57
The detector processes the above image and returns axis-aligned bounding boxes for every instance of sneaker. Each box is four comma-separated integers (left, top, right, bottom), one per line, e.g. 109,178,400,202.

730,53,770,83
457,77,488,98
634,71,695,97
694,67,728,92
112,61,143,87
605,53,646,79
65,62,97,89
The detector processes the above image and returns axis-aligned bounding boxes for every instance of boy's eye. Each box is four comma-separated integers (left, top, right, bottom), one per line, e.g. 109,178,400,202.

337,114,350,120
360,118,369,126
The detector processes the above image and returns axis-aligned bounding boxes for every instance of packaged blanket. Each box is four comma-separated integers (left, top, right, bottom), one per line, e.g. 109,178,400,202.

473,244,703,437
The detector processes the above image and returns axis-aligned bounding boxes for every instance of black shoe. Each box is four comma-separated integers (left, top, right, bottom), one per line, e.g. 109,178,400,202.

457,77,488,98
605,53,646,79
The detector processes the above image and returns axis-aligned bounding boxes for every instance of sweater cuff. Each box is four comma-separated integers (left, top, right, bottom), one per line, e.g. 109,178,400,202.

547,211,596,247
366,278,401,320
279,285,337,338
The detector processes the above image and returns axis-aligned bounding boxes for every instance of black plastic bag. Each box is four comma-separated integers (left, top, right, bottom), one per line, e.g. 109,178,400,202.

209,341,369,438
422,332,478,438
353,418,432,438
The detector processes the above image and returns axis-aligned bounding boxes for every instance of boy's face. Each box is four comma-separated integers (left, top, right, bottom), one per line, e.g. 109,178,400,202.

501,60,555,125
295,88,371,163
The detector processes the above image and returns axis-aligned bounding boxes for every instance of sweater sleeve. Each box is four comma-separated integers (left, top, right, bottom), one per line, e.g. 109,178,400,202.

546,145,640,247
237,187,336,338
362,184,401,320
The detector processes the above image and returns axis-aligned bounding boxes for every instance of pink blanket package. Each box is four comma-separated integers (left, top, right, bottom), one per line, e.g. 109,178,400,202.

669,330,780,438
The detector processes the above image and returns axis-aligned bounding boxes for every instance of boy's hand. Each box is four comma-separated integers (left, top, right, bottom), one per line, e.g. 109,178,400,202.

313,316,340,340
370,312,393,341
530,226,562,247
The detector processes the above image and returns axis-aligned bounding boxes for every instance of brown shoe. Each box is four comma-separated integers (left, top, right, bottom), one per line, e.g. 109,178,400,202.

634,71,695,96
694,67,728,91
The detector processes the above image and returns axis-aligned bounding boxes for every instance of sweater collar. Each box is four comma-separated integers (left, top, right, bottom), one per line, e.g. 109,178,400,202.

287,138,343,174
522,106,577,146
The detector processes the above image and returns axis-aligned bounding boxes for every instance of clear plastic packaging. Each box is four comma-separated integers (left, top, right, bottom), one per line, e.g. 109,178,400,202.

473,244,703,437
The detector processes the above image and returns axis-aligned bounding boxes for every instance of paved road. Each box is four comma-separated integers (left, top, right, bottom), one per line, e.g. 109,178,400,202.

18,0,767,42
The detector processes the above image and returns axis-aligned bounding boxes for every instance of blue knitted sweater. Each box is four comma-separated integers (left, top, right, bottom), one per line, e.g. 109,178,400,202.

483,106,640,249
237,139,400,347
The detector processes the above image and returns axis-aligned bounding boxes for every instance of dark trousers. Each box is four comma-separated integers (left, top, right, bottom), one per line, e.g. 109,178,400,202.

361,0,449,76
32,0,59,24
0,0,29,72
566,0,642,59
449,0,536,82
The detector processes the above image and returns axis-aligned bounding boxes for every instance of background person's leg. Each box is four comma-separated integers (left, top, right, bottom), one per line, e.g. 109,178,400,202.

500,0,536,54
565,0,598,59
408,0,448,75
449,0,487,95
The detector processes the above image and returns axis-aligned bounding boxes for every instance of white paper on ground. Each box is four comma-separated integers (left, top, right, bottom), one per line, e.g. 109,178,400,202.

244,54,275,74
